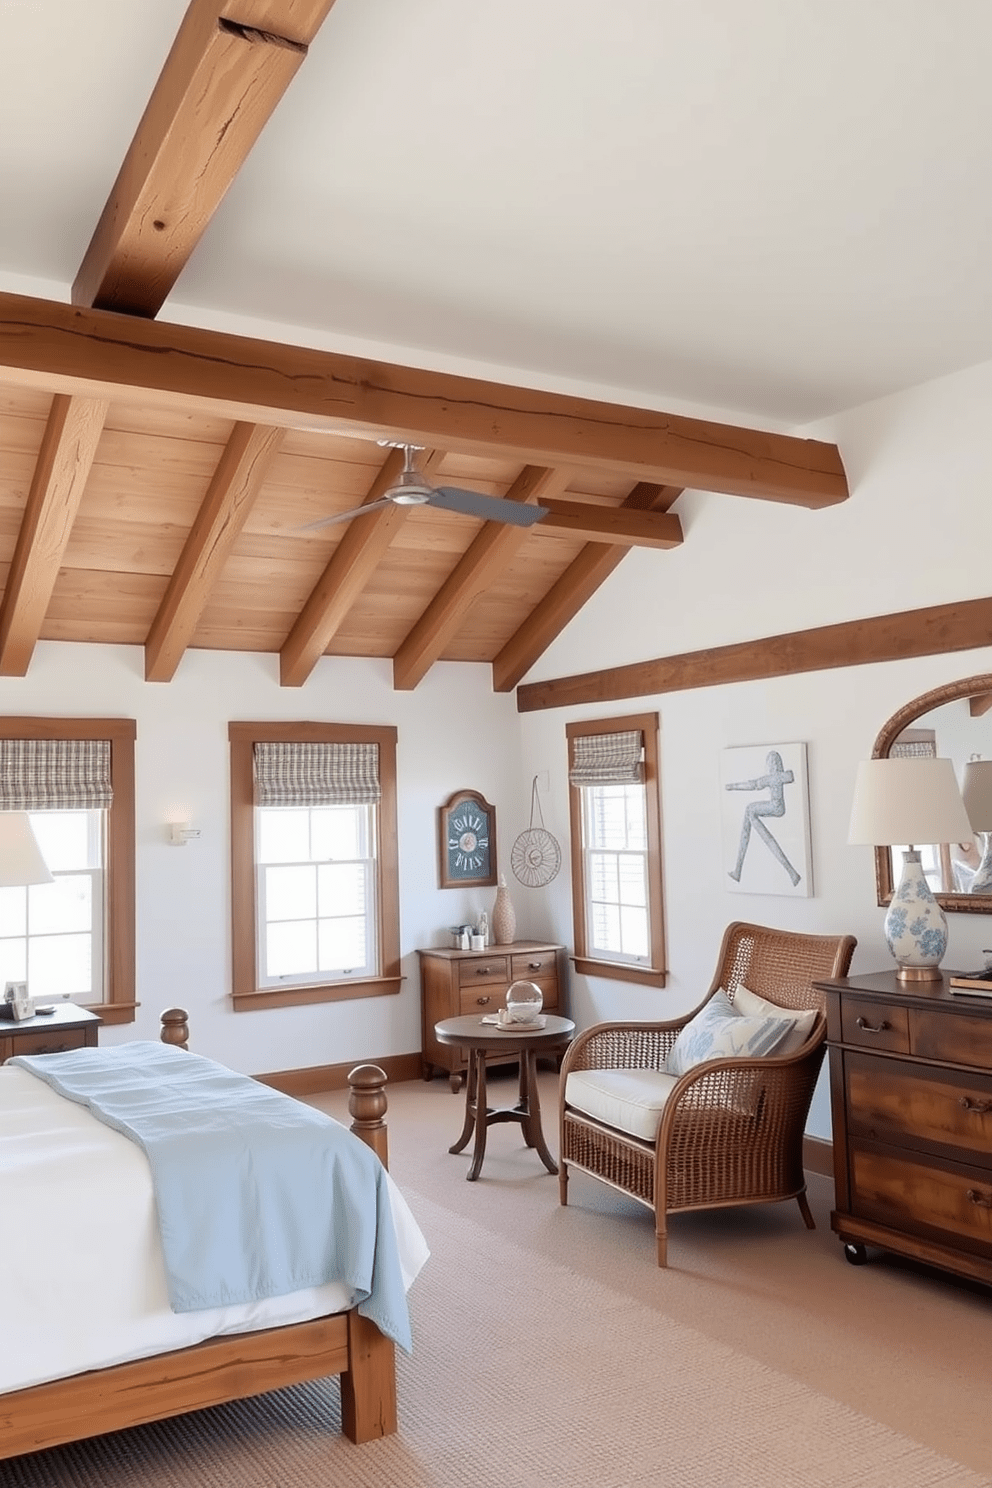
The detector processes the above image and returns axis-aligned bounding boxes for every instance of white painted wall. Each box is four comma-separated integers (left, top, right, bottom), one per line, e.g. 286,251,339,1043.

517,353,992,1138
0,647,524,1075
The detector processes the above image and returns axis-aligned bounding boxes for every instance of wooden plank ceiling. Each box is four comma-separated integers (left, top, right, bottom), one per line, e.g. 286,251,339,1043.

0,1,850,694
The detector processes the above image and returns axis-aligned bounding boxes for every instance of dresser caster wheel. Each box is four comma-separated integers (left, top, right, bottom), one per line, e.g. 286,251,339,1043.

844,1243,868,1266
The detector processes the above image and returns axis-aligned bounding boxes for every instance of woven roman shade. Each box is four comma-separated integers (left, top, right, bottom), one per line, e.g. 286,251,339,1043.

0,738,113,810
253,741,381,807
569,730,644,786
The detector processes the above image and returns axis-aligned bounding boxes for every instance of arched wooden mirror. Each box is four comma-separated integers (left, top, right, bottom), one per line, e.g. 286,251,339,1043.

872,672,992,915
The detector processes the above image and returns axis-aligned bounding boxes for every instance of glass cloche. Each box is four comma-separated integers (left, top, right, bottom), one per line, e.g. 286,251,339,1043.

504,979,544,1023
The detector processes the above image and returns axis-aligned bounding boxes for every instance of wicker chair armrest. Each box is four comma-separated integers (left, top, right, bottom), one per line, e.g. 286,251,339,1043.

561,1020,686,1076
657,1028,827,1143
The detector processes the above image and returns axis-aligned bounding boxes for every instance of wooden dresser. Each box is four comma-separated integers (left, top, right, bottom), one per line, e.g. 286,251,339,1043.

0,1004,101,1061
819,969,992,1285
418,941,567,1090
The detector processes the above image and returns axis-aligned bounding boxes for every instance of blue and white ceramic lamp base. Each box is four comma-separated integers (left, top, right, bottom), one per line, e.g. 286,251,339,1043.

884,850,948,982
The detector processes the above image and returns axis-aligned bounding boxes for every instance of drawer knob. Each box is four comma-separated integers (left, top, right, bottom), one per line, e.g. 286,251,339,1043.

476,995,491,1006
855,1017,891,1034
967,1188,992,1209
528,961,542,970
959,1096,992,1115
476,967,493,976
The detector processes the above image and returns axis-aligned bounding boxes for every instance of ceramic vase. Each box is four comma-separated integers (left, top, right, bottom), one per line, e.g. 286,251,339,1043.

492,874,516,945
884,849,947,979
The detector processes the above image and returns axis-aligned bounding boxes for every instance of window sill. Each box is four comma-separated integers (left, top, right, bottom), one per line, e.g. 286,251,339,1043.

233,975,404,1012
82,1001,138,1026
570,956,668,989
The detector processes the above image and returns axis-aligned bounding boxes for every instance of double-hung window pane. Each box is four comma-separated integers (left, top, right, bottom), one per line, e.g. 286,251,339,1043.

583,784,650,963
0,810,105,1001
256,804,377,986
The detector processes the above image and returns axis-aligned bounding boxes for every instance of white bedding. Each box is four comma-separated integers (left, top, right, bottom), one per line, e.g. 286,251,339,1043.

0,1064,429,1394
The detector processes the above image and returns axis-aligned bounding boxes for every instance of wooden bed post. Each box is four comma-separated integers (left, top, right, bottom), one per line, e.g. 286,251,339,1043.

348,1063,388,1167
340,1308,397,1443
160,1007,189,1048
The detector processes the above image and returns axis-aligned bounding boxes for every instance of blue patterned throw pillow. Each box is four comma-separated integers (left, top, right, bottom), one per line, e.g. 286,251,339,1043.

666,989,794,1077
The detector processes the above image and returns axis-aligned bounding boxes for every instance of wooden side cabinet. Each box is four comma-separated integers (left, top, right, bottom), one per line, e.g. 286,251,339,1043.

418,941,567,1091
818,970,992,1287
0,1004,101,1061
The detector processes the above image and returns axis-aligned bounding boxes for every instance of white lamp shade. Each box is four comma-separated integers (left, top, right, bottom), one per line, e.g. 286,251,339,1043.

848,757,973,847
0,812,54,887
961,760,992,834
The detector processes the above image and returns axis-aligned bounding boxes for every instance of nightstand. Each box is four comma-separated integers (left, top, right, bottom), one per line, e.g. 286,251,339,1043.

0,1004,101,1061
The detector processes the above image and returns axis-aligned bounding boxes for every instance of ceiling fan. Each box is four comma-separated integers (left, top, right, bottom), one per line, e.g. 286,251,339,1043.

299,443,549,531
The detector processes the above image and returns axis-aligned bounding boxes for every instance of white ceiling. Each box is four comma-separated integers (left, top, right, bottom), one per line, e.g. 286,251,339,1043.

3,0,992,427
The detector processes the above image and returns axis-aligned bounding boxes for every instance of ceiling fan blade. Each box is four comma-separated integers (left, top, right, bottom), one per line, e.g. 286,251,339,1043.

296,496,395,532
428,486,550,527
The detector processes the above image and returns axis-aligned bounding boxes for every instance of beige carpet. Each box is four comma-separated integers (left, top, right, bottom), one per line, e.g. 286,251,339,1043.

4,1070,992,1487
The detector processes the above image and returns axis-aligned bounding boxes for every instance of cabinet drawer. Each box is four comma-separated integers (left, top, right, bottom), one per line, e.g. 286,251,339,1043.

460,983,505,1013
911,1007,992,1068
3,1028,87,1058
457,956,509,988
511,950,558,981
840,996,910,1054
846,1053,992,1169
459,976,557,1016
850,1146,992,1253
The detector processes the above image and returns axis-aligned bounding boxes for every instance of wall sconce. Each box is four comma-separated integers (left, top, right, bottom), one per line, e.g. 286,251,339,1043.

168,821,201,846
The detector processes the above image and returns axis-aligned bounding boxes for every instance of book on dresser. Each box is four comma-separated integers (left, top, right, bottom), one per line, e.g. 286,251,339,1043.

948,970,992,996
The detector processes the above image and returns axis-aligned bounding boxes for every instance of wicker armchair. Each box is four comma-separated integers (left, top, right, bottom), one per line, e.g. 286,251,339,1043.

558,921,856,1266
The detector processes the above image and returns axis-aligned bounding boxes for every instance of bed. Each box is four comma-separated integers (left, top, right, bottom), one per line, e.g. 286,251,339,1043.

0,1011,428,1461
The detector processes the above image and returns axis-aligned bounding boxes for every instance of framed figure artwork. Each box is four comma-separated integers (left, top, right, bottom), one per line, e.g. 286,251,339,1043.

438,790,497,889
720,743,813,898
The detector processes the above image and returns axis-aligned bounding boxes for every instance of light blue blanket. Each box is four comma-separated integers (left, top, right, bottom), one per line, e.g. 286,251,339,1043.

11,1041,412,1352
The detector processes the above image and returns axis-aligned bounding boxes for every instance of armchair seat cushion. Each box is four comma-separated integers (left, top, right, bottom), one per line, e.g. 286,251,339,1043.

565,1067,680,1142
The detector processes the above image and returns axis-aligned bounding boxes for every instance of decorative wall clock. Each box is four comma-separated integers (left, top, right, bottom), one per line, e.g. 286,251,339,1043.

438,790,497,888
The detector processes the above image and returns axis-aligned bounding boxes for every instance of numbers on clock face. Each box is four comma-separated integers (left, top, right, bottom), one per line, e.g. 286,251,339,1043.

448,808,489,873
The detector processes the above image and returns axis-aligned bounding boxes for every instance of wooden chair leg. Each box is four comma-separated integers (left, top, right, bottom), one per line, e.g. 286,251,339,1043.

656,1219,668,1268
796,1190,815,1230
559,1160,569,1206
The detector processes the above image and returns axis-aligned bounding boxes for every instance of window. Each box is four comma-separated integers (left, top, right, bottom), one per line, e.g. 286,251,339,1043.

0,721,136,1024
229,722,401,1011
566,713,666,987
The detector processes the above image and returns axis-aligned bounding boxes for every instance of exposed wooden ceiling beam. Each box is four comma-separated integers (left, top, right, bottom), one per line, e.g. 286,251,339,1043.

144,421,284,681
0,394,109,676
492,484,681,693
516,594,992,713
279,447,446,687
536,497,683,549
392,467,572,693
0,293,849,506
72,1,338,316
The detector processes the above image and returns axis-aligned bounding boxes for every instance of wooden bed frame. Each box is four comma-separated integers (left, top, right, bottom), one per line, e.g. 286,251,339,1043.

0,1011,398,1460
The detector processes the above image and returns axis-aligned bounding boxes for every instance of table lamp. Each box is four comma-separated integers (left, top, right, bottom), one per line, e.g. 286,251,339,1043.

848,757,972,981
0,813,54,1014
960,760,992,893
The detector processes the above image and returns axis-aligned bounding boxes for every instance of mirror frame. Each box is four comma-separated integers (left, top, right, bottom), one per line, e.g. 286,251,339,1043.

872,671,992,915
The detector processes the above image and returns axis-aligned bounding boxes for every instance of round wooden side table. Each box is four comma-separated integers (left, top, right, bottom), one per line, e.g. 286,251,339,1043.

433,1012,576,1181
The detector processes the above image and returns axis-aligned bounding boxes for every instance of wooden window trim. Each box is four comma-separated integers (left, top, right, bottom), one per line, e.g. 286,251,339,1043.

229,721,401,1011
566,711,667,988
0,716,136,1024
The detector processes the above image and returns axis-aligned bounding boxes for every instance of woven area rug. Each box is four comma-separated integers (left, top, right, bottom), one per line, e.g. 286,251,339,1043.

2,1190,987,1488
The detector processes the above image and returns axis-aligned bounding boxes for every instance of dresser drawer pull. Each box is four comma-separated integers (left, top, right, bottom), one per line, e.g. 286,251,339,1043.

967,1189,992,1209
475,967,496,976
476,995,492,1006
527,961,544,971
959,1096,992,1115
855,1017,891,1034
